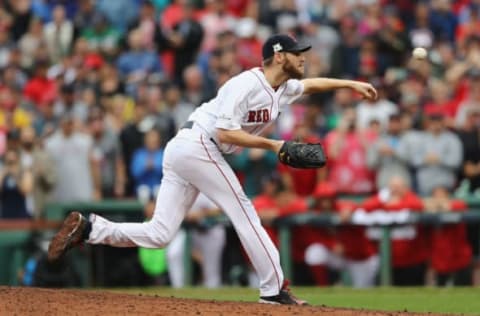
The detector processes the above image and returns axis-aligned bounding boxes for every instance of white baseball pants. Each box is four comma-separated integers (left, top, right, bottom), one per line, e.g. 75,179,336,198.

87,128,284,296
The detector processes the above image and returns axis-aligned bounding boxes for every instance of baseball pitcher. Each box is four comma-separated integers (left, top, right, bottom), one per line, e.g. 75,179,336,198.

48,34,377,305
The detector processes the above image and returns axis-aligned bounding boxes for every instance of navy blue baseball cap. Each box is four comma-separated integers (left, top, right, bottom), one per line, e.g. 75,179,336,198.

262,34,311,60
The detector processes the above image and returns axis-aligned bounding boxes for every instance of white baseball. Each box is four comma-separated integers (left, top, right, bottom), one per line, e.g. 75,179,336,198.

412,47,428,59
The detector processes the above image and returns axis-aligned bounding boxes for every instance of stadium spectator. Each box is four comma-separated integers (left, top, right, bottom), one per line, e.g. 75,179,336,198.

324,88,357,131
356,82,398,131
130,128,164,202
429,0,458,44
118,102,150,197
18,18,44,69
361,176,427,286
0,87,32,131
44,114,97,202
330,15,361,78
306,182,379,288
98,62,124,98
423,186,473,286
455,3,480,49
324,108,375,194
303,22,339,72
43,5,73,63
456,106,480,196
455,68,480,128
358,2,383,37
19,126,56,218
423,79,459,128
0,18,15,69
7,0,33,42
160,0,188,30
182,64,208,106
376,6,411,67
409,2,434,49
252,173,320,285
400,108,463,196
127,0,163,51
96,0,140,34
116,28,163,96
252,173,284,246
144,85,177,145
302,182,345,286
0,148,33,218
164,2,204,86
199,0,236,53
235,17,262,70
72,0,96,38
80,12,121,57
53,83,88,125
163,83,195,130
23,58,57,107
2,57,28,92
32,94,58,138
88,107,123,199
367,113,411,189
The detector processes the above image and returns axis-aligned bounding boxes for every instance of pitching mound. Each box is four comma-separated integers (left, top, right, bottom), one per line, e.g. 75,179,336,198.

0,286,446,315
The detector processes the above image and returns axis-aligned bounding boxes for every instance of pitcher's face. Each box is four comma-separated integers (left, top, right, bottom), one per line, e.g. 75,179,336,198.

282,52,306,80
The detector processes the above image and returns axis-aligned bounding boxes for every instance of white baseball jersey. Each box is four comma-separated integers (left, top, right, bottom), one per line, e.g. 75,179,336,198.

188,67,305,153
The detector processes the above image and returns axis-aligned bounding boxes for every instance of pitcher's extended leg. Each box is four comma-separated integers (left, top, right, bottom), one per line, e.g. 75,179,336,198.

87,170,199,248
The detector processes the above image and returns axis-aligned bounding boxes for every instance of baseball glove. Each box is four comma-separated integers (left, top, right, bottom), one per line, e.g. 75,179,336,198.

278,141,327,169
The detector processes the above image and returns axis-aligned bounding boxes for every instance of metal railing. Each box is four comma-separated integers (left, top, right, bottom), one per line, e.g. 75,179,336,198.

2,198,480,286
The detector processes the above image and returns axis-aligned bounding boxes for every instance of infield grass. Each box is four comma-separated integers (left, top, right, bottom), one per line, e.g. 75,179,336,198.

112,286,480,315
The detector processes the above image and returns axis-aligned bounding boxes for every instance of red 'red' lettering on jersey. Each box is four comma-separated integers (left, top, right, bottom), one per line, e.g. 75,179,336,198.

247,109,270,123
262,109,270,122
247,111,256,122
255,110,262,122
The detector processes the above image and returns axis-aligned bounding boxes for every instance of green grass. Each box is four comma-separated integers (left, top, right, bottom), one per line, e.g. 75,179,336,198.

111,286,480,315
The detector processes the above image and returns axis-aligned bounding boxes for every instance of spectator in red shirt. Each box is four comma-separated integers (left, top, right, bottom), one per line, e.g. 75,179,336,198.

23,59,57,107
361,176,427,286
423,79,463,128
324,108,376,194
253,174,329,285
234,18,262,70
423,186,473,286
307,182,379,288
252,174,284,245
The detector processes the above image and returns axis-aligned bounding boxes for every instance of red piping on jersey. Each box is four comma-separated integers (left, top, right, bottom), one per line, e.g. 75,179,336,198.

199,134,281,291
250,69,275,118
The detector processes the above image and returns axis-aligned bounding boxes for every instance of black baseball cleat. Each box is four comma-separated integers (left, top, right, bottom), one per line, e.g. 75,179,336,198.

259,281,308,305
48,212,90,262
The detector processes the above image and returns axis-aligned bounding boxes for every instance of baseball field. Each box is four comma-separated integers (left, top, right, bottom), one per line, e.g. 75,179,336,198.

1,286,480,315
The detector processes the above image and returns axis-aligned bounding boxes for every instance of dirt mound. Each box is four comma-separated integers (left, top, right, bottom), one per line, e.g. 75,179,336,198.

0,286,445,316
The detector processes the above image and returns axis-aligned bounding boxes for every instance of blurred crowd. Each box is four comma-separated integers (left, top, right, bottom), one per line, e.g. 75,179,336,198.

2,0,480,287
